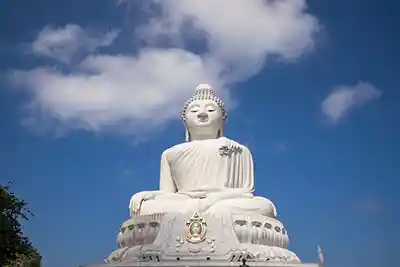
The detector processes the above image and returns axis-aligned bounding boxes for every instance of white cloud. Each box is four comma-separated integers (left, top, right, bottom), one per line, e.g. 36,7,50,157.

9,0,319,135
321,82,382,124
138,0,319,83
10,48,220,133
32,24,120,63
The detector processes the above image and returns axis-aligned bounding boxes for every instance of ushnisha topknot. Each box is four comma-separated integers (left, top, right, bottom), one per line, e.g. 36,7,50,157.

181,84,227,121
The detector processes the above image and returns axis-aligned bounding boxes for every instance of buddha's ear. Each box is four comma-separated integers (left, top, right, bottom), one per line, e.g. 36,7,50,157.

185,129,190,142
218,124,224,138
183,121,190,142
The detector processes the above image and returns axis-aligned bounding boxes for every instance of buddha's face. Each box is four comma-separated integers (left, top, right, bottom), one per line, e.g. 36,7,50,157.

185,99,223,138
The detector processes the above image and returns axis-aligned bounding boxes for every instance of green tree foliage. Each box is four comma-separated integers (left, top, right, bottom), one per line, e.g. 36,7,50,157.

0,183,41,267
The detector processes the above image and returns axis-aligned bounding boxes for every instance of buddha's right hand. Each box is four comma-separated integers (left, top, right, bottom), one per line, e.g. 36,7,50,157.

129,191,157,216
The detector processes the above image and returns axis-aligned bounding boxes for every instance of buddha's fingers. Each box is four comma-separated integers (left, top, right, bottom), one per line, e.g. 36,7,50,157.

134,200,141,215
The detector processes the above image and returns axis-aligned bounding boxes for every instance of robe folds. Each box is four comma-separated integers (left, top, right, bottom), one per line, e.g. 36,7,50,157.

160,137,254,194
138,137,276,217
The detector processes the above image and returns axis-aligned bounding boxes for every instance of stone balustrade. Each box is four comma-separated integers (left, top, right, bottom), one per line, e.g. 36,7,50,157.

232,214,289,248
117,213,165,248
117,213,289,250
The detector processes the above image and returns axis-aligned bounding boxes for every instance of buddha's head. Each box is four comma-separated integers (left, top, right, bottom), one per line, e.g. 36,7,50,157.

181,84,227,142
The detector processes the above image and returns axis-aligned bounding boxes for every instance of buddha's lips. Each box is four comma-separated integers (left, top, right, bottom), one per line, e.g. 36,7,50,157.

197,114,208,122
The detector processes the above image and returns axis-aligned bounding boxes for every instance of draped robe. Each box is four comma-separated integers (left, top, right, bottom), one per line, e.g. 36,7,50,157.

139,137,276,217
161,137,254,194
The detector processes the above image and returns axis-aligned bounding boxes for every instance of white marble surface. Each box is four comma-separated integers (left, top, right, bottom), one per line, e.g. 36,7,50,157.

130,137,277,218
84,262,320,267
107,212,301,264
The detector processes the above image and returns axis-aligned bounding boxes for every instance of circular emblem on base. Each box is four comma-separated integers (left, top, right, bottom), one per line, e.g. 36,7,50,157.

186,212,207,243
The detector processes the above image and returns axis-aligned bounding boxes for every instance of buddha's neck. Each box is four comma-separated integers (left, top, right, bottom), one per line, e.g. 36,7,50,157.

190,132,219,141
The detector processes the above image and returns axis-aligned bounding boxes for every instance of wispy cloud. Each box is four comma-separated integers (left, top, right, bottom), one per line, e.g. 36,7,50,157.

321,82,382,124
275,141,288,153
352,199,385,214
31,24,120,63
8,0,320,136
121,168,135,179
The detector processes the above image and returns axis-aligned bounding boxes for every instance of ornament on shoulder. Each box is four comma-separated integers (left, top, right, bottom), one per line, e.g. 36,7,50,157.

219,145,243,157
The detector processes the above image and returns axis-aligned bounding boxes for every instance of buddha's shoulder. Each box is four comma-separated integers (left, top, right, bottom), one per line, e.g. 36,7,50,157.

161,137,251,157
164,138,221,152
162,142,190,157
220,137,251,152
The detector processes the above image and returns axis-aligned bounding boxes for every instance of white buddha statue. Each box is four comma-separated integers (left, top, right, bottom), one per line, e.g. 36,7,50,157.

129,84,277,219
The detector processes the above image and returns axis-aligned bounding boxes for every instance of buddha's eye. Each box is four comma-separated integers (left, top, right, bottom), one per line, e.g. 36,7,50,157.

190,108,199,113
207,108,215,112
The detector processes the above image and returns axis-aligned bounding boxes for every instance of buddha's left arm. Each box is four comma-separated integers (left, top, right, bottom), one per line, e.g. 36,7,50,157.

215,146,255,199
240,146,255,193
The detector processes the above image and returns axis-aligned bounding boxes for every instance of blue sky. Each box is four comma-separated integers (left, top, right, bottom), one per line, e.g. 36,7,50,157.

0,1,399,267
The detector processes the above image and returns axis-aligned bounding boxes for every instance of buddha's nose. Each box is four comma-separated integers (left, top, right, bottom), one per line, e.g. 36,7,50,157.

197,112,208,121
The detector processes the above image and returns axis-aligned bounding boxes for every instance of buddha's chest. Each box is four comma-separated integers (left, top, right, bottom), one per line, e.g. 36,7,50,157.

170,140,227,161
166,140,230,177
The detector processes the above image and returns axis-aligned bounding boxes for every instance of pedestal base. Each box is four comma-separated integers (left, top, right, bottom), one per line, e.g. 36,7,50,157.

83,212,323,267
83,261,320,267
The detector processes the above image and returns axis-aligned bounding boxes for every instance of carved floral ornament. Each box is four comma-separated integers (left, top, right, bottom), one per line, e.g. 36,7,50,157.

219,145,243,157
186,212,207,244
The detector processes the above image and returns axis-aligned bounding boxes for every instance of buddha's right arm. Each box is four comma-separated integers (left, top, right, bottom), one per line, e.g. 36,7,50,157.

129,152,176,215
159,151,178,193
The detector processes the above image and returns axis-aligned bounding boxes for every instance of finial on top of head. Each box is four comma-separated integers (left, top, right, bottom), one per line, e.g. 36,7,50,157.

196,84,213,91
181,84,227,121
